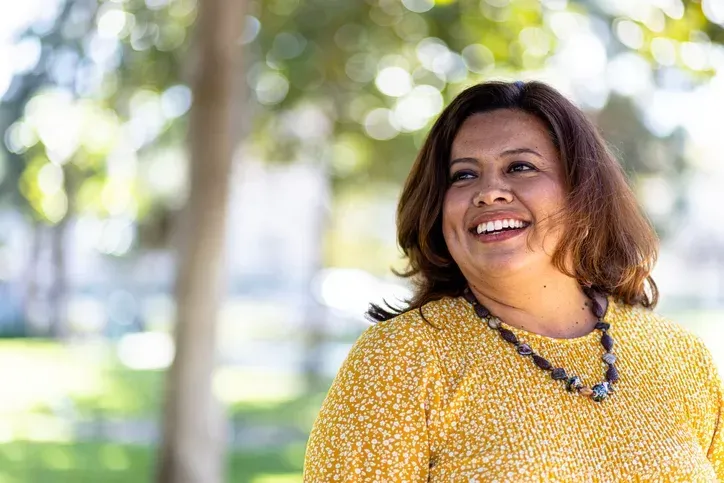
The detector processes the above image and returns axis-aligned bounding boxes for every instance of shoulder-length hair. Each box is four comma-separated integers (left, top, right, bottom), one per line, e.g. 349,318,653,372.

368,80,658,322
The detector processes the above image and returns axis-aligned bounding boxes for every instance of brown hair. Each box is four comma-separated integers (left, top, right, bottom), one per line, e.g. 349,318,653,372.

368,80,659,322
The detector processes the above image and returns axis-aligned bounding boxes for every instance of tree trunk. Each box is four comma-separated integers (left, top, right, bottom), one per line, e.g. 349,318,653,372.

300,153,332,393
48,162,76,340
48,217,69,339
157,1,245,482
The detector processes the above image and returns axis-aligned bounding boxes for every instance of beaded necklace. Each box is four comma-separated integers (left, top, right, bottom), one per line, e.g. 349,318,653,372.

463,286,619,402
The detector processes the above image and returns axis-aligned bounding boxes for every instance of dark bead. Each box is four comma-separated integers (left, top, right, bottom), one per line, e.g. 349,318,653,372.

595,322,610,331
517,343,533,356
499,328,518,344
601,333,614,351
566,375,583,392
474,304,491,319
591,383,609,402
592,300,605,319
551,368,567,380
582,286,596,299
533,355,552,370
606,364,619,383
463,289,477,305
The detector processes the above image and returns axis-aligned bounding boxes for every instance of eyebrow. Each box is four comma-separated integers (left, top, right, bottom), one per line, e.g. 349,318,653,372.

449,148,544,167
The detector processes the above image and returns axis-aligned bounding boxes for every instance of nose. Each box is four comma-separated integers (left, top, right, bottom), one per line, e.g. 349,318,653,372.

472,183,513,206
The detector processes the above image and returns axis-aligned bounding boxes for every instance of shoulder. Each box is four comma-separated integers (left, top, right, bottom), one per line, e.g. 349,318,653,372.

347,296,465,364
321,301,448,408
613,300,718,380
613,300,699,345
353,301,441,355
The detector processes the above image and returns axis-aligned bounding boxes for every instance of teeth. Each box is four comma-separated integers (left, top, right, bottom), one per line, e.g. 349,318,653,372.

476,219,527,234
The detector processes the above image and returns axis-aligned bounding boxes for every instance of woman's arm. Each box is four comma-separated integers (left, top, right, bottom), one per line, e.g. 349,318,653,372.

303,315,442,482
707,363,723,480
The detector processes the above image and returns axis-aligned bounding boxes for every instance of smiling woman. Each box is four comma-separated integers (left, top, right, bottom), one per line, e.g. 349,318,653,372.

303,81,724,482
444,109,570,293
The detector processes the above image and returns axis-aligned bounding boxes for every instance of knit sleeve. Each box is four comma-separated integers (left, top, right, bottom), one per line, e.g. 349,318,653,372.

706,357,724,481
303,315,442,482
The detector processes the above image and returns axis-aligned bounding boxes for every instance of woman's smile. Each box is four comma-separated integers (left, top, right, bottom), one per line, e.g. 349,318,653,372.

443,108,567,277
471,221,531,243
468,214,532,243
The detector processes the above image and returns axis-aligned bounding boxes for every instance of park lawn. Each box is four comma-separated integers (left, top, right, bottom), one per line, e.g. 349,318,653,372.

0,339,326,421
0,441,304,482
0,339,325,482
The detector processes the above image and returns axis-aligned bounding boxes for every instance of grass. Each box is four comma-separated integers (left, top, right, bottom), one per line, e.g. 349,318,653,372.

0,441,305,482
0,339,328,482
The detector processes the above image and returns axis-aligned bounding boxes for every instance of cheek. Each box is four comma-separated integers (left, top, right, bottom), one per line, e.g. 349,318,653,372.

524,180,566,220
526,183,567,248
442,190,468,237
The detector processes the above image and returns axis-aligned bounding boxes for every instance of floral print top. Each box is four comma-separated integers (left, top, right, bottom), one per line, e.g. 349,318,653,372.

304,296,724,482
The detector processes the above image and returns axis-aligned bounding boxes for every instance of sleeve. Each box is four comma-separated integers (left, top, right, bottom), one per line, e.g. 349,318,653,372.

706,358,724,481
303,317,442,482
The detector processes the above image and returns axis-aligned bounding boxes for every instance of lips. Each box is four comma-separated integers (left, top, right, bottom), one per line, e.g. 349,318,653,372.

472,223,530,243
468,213,531,234
473,218,531,235
465,212,532,243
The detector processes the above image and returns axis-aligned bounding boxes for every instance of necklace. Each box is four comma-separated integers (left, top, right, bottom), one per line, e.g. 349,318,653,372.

463,286,619,402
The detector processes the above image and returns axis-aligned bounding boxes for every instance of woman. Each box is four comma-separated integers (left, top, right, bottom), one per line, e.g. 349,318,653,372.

303,81,723,481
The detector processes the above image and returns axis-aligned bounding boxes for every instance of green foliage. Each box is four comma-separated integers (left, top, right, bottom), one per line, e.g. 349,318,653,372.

246,0,551,186
2,0,723,245
0,0,195,239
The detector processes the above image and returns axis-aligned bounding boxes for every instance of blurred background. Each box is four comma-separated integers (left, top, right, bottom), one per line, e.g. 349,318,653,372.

0,0,723,481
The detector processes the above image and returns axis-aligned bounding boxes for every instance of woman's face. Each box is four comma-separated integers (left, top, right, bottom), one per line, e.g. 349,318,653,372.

442,108,568,281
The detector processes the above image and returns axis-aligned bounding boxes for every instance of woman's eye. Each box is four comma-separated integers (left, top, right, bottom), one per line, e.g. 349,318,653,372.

450,171,476,182
509,162,535,172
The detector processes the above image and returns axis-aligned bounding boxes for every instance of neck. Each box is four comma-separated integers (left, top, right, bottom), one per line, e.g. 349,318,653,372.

467,269,601,339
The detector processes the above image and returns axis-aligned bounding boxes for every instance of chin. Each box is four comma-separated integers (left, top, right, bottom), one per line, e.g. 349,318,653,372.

480,260,529,278
466,252,533,280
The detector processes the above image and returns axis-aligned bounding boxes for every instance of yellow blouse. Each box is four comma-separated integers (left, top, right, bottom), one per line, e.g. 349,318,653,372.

304,296,724,482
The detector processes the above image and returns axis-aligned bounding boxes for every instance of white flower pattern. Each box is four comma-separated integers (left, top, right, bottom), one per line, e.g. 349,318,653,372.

304,296,724,482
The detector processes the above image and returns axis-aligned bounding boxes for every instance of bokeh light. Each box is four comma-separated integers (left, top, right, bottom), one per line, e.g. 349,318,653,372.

374,66,412,97
0,0,723,480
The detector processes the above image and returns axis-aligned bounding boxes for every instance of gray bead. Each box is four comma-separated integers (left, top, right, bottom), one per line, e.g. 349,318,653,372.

487,317,501,329
591,383,609,402
566,375,583,392
517,343,533,356
602,353,616,365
